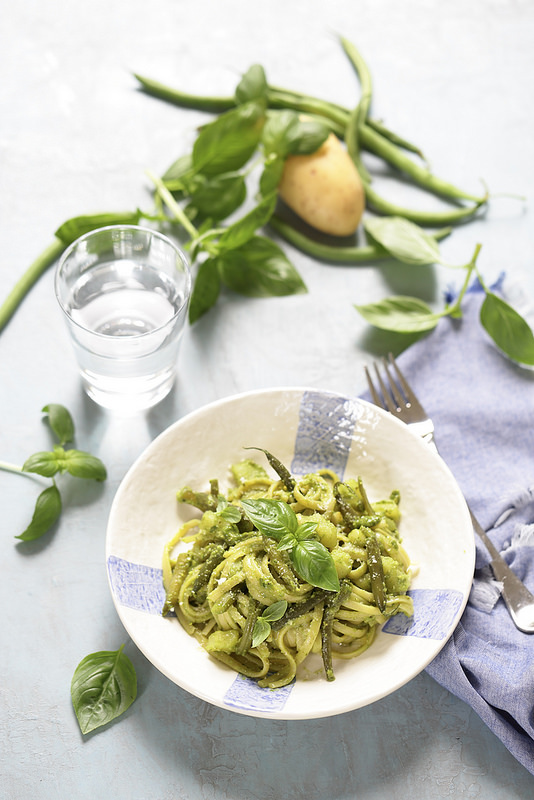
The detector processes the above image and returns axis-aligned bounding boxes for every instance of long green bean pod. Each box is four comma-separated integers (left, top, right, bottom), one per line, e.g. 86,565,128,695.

363,183,487,226
359,124,485,205
162,551,193,616
134,74,235,113
321,581,352,681
364,530,387,612
269,214,452,263
366,117,425,160
0,239,66,333
235,598,260,655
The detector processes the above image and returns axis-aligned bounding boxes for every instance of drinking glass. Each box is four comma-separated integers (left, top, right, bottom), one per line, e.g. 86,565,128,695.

55,225,191,411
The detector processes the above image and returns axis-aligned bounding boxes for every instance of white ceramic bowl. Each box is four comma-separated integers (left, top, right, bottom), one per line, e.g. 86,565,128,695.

106,387,475,719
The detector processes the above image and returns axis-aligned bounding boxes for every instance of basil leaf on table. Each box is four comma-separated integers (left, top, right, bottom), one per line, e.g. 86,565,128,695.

218,236,307,297
192,100,266,176
259,156,285,196
364,216,442,266
71,645,137,735
235,64,268,104
480,292,534,366
217,192,277,253
22,451,62,478
355,296,442,333
62,449,108,481
15,485,62,542
42,403,75,446
190,173,247,221
54,211,142,245
261,109,329,158
188,257,221,324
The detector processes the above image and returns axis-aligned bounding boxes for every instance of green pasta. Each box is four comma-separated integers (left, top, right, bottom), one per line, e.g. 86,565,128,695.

162,451,414,687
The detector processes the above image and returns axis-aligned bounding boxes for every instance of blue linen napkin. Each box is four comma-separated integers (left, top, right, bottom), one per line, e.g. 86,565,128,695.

377,279,534,775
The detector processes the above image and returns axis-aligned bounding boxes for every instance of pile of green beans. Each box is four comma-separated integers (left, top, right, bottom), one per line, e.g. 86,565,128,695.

135,36,488,264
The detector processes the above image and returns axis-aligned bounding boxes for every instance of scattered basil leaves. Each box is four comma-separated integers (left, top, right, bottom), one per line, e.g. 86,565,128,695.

1,404,107,542
71,645,137,735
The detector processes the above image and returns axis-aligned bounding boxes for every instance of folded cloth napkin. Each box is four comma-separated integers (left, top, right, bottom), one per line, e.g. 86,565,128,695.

378,278,534,774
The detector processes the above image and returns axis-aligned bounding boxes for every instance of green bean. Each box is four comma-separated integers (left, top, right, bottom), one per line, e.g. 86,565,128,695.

359,124,485,205
244,446,295,491
352,514,382,528
269,213,452,263
176,486,218,512
262,536,301,591
134,74,235,113
235,598,260,655
162,552,193,616
271,588,328,630
333,483,362,529
190,544,226,603
339,36,373,183
358,477,375,515
364,530,387,612
320,581,352,681
366,118,425,160
0,239,66,333
363,182,487,226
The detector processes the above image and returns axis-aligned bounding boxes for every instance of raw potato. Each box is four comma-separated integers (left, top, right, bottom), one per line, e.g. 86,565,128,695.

278,133,365,236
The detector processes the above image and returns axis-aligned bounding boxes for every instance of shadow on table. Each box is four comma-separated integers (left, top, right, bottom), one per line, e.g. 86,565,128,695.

130,658,533,800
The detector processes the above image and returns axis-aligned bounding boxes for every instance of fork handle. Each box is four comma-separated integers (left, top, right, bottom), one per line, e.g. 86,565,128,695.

469,509,534,633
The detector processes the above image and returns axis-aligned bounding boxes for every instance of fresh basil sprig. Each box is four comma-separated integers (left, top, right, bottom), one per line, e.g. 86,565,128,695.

0,404,107,541
240,498,340,592
251,600,288,648
356,217,534,365
71,644,137,735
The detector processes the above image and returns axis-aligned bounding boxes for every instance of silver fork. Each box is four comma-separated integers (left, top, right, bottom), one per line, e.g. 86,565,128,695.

365,353,534,634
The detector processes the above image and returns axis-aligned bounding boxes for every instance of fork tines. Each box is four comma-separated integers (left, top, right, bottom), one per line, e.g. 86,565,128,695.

365,353,415,414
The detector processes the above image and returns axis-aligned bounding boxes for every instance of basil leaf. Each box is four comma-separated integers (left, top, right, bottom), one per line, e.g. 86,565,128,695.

219,504,242,523
251,617,271,648
55,211,142,245
261,110,328,157
285,118,329,156
71,645,137,734
63,450,107,481
16,485,62,541
261,110,300,157
259,157,285,196
192,101,265,176
217,192,277,253
42,404,74,446
22,450,60,478
241,498,298,540
294,521,319,541
278,533,297,551
261,600,288,623
218,236,307,297
235,64,268,104
162,153,194,183
291,540,340,592
480,292,534,366
355,296,441,333
190,173,247,221
364,216,441,266
189,257,221,324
